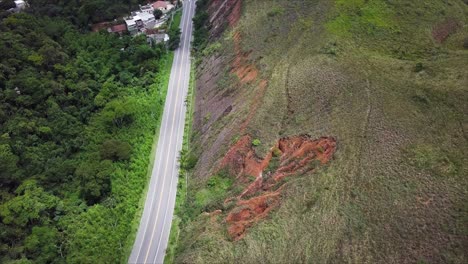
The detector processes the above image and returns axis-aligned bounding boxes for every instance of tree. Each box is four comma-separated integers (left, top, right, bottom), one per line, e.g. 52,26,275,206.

168,28,181,50
0,180,58,227
153,9,163,20
0,144,20,184
100,139,132,161
76,160,113,204
0,0,15,10
134,44,157,63
24,226,59,263
100,98,137,128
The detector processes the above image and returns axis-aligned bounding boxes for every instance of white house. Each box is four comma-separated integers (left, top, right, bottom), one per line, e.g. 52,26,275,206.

124,17,138,34
139,4,154,14
146,29,170,45
124,11,156,35
138,12,156,24
8,0,27,13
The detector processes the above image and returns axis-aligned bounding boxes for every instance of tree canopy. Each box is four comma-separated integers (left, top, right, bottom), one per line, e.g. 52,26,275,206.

0,11,168,263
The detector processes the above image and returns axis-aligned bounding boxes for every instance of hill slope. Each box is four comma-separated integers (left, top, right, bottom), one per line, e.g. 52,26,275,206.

174,0,468,263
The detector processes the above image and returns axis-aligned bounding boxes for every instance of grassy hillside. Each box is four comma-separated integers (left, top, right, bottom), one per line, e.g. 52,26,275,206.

174,0,468,263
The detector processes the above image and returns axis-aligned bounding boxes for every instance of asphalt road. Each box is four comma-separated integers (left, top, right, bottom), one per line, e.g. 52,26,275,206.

128,1,196,263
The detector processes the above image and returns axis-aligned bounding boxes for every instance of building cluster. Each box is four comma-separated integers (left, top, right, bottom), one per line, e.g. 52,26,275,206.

92,1,177,45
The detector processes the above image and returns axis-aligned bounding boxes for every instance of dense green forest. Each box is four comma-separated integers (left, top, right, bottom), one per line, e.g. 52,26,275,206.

0,6,171,263
0,0,148,27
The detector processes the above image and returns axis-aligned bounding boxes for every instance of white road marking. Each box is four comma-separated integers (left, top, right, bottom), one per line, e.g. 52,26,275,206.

142,15,188,264
153,3,195,262
129,1,194,263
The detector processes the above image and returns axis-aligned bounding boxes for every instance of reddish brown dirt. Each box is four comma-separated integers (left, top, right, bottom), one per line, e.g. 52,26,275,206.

208,0,242,38
227,0,242,26
220,135,272,179
226,192,281,240
432,19,461,43
220,135,337,240
231,32,268,133
239,80,268,132
231,32,259,84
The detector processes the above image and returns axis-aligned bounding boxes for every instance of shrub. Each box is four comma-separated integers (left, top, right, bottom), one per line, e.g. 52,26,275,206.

272,147,282,157
153,9,163,20
180,150,198,170
267,6,284,17
100,139,132,161
252,139,261,147
414,62,424,72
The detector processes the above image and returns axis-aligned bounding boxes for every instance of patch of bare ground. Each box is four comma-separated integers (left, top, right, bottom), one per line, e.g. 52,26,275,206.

432,19,462,43
208,0,242,38
192,30,268,179
218,135,336,240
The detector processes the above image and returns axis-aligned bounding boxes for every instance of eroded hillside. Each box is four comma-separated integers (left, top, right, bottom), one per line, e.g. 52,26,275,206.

175,0,468,263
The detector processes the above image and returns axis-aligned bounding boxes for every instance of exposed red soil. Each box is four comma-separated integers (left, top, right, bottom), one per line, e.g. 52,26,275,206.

239,80,268,132
231,32,259,84
220,135,337,240
227,0,242,26
432,19,461,43
226,192,281,240
220,135,270,179
231,32,269,133
203,0,336,241
208,0,242,38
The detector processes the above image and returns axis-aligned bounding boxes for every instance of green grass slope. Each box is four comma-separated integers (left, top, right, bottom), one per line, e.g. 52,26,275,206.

175,0,468,263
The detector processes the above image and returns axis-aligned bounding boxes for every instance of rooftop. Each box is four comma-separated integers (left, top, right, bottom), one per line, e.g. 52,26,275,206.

152,1,169,9
138,12,154,21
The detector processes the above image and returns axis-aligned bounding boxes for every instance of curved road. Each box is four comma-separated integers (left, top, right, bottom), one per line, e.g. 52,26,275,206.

129,1,196,263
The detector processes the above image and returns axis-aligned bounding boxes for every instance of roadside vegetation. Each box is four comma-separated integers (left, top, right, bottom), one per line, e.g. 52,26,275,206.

168,9,182,50
0,10,173,264
174,0,468,263
192,0,210,54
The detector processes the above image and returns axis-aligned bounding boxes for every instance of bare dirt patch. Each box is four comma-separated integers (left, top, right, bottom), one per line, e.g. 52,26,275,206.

208,0,242,37
220,135,337,240
432,19,461,43
230,32,269,133
228,0,242,26
231,32,260,84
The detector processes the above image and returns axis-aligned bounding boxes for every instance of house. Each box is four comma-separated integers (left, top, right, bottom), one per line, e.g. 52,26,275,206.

139,4,154,14
125,9,157,35
124,17,138,34
14,0,26,8
152,1,175,13
137,12,156,25
8,0,27,13
146,28,170,45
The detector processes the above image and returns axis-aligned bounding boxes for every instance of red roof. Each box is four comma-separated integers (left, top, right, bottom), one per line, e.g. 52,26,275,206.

152,1,168,9
110,24,127,33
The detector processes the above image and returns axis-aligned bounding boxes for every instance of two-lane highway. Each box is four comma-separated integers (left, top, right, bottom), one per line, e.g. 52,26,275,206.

129,1,196,263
